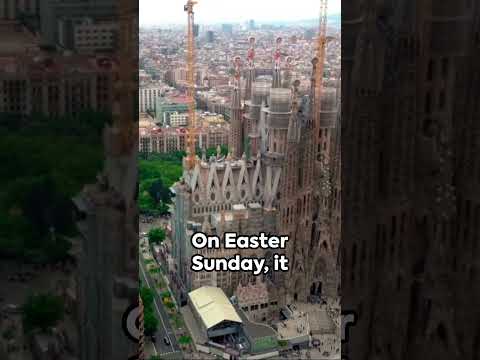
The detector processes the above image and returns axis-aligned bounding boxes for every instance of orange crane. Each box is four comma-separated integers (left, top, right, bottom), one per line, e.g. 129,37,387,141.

314,0,328,127
184,0,198,169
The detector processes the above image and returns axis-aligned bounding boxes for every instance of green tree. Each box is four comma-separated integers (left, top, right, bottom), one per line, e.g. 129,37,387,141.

0,110,104,262
140,287,155,309
160,291,171,299
144,310,159,336
148,178,171,204
148,228,166,245
43,235,72,263
178,335,191,345
22,294,64,332
164,301,175,310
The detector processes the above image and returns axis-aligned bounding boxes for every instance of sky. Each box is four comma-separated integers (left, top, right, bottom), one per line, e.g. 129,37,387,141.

140,0,341,26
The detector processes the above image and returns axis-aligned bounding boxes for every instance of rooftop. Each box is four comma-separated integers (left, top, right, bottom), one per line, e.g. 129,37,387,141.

189,286,242,330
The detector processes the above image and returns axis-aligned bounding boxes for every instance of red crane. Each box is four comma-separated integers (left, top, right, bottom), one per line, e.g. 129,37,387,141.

184,0,198,169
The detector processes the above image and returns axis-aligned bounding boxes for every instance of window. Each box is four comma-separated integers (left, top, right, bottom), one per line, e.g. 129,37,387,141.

439,90,446,109
441,58,448,78
425,92,431,113
427,59,434,81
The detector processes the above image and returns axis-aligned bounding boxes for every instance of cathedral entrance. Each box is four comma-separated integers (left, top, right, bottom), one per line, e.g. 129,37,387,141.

292,276,304,302
310,281,322,301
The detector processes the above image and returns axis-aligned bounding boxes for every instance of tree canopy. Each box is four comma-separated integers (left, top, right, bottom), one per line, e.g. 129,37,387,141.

22,293,64,333
0,111,105,262
140,286,155,308
148,228,166,245
143,308,159,337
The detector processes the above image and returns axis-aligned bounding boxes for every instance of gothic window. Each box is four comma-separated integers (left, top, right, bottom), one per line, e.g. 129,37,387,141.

391,216,397,239
436,323,448,348
322,241,328,252
352,243,357,270
401,212,406,233
441,58,448,78
474,206,480,253
361,239,366,261
425,92,432,113
427,59,434,81
439,90,446,109
423,118,434,137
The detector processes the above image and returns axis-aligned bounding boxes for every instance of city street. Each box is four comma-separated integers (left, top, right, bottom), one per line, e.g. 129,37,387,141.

139,258,181,357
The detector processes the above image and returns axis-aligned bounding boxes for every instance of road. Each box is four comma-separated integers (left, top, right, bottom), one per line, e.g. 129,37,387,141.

140,258,182,357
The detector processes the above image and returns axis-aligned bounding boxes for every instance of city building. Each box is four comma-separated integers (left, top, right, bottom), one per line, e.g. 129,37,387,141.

0,21,40,56
39,0,117,49
72,18,118,54
169,111,188,127
139,84,163,113
0,55,116,116
139,116,230,154
0,0,39,21
235,281,272,323
221,24,233,35
155,97,189,125
188,286,243,341
182,286,279,358
206,30,214,43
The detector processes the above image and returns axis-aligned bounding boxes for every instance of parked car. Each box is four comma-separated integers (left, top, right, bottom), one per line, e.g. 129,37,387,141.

164,336,170,346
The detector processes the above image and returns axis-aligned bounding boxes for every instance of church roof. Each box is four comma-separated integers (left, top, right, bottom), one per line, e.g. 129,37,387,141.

189,286,242,329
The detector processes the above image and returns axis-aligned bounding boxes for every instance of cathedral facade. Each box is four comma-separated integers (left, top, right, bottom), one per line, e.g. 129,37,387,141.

342,1,480,359
170,42,340,315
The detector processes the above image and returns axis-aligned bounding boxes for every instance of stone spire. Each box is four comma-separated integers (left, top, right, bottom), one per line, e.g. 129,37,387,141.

288,80,301,143
282,56,294,89
272,37,283,89
229,56,243,159
245,36,256,101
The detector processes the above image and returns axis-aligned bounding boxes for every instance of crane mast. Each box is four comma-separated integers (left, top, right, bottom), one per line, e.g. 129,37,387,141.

184,0,197,169
314,0,328,126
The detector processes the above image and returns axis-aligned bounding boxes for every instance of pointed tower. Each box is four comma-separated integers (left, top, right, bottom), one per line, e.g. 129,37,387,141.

287,80,301,143
272,37,283,88
229,56,244,159
282,56,294,89
245,36,256,102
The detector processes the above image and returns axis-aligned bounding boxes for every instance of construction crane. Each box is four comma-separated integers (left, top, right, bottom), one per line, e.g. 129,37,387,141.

315,0,328,114
315,0,331,194
184,0,198,169
314,0,328,126
313,0,329,151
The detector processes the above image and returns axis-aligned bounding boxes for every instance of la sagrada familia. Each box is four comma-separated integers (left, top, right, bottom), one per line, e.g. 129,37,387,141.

170,37,340,319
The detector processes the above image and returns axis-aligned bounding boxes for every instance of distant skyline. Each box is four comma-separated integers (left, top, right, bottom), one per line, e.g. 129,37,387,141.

140,0,341,26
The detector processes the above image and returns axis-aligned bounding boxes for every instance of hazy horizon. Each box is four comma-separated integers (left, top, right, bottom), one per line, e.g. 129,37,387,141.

140,0,341,26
